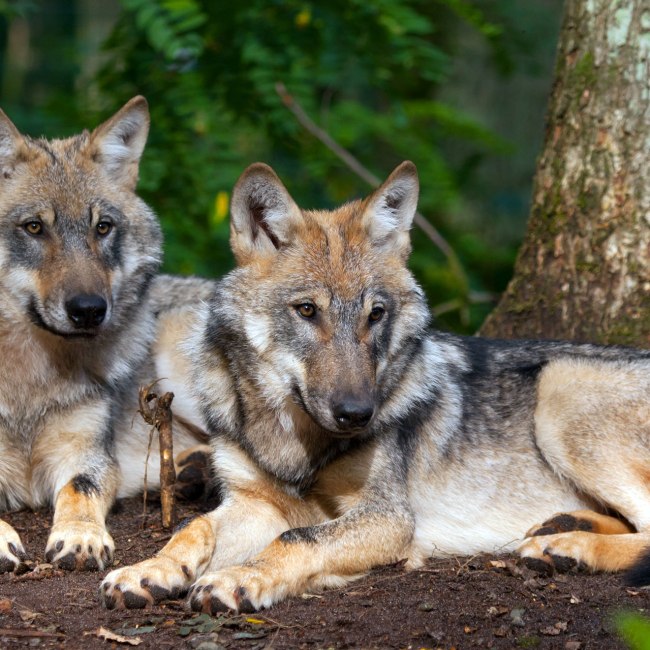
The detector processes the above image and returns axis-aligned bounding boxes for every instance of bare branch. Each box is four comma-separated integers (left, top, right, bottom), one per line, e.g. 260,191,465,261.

275,81,467,286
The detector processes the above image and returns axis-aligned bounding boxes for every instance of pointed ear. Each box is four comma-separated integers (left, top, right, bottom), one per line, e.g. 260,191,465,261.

90,96,149,190
0,108,26,178
362,161,419,257
230,163,304,265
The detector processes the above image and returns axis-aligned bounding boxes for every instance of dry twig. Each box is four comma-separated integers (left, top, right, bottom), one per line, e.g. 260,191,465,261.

138,383,176,529
275,82,465,277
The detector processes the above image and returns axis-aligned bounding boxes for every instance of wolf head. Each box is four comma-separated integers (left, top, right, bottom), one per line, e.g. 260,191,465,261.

0,97,161,338
222,161,430,438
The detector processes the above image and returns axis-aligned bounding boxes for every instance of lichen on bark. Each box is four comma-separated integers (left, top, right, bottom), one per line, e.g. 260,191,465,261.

480,0,650,347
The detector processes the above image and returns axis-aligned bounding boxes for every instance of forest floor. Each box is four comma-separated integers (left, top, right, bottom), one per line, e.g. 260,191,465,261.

0,495,646,649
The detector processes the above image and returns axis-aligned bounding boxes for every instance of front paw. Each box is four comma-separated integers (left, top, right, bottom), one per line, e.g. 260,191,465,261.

187,566,286,613
100,556,192,609
0,520,28,573
45,521,114,571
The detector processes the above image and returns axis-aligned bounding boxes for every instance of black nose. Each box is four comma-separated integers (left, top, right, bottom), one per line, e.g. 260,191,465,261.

65,294,107,329
331,399,375,430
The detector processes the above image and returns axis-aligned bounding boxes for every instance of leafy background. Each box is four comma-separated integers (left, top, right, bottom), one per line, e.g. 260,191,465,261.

0,0,563,332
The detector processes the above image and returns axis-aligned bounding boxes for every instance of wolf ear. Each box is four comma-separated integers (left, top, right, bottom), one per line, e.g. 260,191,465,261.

90,96,149,190
0,109,26,178
362,161,419,257
230,163,304,265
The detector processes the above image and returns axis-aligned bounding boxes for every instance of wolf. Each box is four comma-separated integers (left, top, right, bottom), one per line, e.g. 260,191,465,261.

100,160,650,612
0,98,212,574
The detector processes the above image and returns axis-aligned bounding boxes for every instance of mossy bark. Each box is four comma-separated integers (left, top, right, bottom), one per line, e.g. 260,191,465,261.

480,0,650,347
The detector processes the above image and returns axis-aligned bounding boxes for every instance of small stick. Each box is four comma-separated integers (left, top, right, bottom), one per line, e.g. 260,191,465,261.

138,384,176,529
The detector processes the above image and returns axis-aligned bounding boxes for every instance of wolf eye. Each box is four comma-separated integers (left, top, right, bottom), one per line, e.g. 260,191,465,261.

96,221,112,236
295,303,316,319
369,306,385,323
23,221,43,236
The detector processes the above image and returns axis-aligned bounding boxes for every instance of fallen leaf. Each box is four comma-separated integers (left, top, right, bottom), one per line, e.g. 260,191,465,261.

489,560,507,569
486,606,508,617
540,625,561,636
18,609,41,623
565,641,582,649
246,617,265,625
94,627,142,645
0,599,11,613
300,593,323,600
464,625,477,634
569,594,582,604
555,621,568,632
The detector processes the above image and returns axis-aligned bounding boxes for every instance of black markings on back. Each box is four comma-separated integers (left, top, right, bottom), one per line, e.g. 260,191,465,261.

280,526,319,544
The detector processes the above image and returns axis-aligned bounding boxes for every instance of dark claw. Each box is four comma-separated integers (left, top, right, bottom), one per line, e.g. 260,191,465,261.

548,553,578,573
56,553,77,571
147,584,172,601
531,526,556,537
123,591,150,609
83,556,99,571
521,556,554,576
239,598,256,613
102,593,117,610
209,595,230,614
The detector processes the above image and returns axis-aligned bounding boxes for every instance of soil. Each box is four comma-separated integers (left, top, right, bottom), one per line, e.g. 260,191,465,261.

0,496,646,649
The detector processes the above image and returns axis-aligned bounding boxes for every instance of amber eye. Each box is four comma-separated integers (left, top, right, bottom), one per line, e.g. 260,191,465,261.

23,221,43,236
295,303,316,319
369,305,385,323
96,221,112,236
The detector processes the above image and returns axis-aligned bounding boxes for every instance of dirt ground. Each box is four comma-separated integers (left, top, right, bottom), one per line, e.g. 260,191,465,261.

0,495,646,649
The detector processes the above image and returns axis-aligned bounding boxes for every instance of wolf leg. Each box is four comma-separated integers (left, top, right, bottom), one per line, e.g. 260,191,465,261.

0,519,28,572
31,402,119,570
44,472,118,571
187,505,414,613
100,492,306,609
523,358,650,573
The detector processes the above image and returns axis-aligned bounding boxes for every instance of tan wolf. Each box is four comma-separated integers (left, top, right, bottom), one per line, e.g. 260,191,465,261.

101,161,650,612
0,98,211,574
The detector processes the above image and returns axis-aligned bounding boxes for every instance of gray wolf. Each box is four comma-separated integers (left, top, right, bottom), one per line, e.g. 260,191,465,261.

100,160,650,611
0,98,211,573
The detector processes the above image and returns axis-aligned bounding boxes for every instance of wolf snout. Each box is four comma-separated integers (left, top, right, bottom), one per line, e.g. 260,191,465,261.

65,294,108,329
331,397,375,431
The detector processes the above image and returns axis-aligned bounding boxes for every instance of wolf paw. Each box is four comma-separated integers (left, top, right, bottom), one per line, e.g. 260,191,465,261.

45,521,114,571
100,557,192,609
525,513,594,537
518,533,590,574
175,445,212,501
187,566,285,613
0,521,28,573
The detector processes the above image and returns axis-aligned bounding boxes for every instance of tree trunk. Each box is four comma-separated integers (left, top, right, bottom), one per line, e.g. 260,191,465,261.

480,0,650,347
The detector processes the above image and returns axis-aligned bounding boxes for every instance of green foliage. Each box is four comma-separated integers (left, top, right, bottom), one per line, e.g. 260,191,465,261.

90,0,516,331
616,612,650,650
1,0,560,332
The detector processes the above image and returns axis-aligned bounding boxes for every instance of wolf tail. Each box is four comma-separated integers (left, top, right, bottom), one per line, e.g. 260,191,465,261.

624,547,650,587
